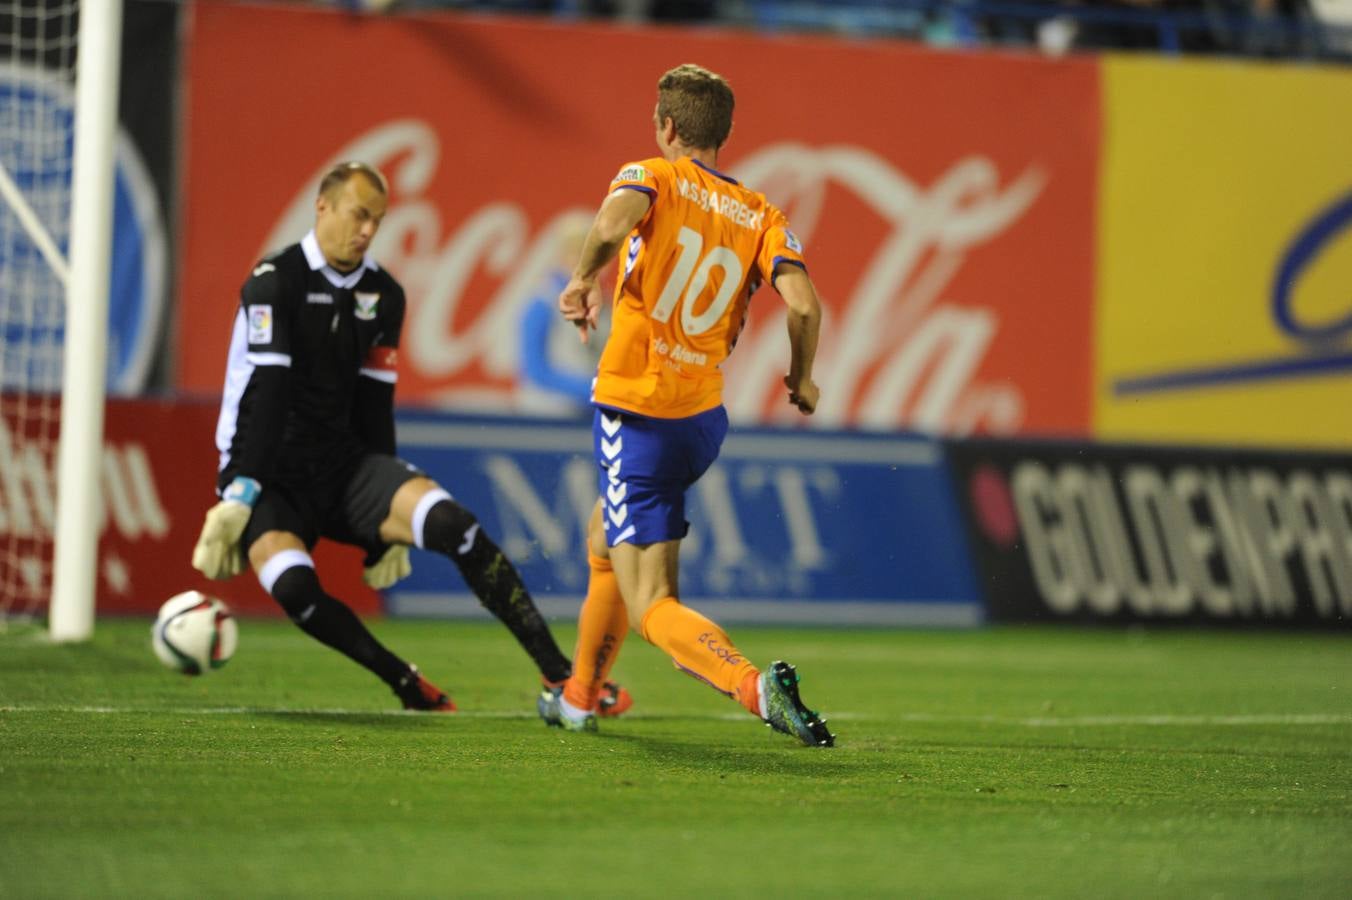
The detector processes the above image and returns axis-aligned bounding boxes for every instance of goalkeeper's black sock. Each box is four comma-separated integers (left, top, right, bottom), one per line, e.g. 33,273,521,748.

421,499,571,684
271,565,410,686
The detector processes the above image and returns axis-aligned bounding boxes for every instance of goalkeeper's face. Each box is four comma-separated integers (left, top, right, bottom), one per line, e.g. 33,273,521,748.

315,175,388,272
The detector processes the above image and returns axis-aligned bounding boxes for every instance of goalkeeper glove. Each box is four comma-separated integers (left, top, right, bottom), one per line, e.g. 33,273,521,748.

190,476,260,581
363,544,412,590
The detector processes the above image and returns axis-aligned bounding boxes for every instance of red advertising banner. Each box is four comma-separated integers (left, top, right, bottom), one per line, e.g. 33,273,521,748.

179,3,1098,437
0,398,378,619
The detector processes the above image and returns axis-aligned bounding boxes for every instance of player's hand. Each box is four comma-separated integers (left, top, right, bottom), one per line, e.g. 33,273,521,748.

784,374,820,415
363,544,412,590
558,277,602,343
190,477,260,580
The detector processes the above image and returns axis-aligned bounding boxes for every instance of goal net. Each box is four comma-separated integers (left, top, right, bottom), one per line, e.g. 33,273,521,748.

0,0,121,637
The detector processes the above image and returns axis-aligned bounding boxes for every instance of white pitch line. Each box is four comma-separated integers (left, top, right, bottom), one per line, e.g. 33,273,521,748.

889,712,1352,727
2,706,1350,727
707,712,1352,726
0,705,531,718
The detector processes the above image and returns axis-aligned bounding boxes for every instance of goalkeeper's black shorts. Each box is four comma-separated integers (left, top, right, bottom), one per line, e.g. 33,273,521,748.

241,453,426,556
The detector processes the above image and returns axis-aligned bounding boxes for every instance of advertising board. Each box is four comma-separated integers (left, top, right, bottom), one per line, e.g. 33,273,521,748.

1096,56,1352,450
947,437,1352,627
389,413,983,625
0,397,379,618
179,3,1098,437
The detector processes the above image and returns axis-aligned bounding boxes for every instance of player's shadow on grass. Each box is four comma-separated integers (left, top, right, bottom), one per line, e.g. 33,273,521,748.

254,711,452,729
601,729,861,777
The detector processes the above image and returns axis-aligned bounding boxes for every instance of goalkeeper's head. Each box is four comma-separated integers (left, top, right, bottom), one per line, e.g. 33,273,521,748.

655,64,734,153
313,161,388,273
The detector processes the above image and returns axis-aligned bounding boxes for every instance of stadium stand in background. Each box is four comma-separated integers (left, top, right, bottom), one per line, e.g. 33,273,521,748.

330,0,1352,61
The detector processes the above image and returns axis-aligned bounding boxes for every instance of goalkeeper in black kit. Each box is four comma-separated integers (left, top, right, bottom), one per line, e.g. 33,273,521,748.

192,161,631,715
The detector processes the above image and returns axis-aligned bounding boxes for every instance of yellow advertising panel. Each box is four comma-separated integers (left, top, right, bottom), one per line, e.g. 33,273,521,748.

1096,57,1352,450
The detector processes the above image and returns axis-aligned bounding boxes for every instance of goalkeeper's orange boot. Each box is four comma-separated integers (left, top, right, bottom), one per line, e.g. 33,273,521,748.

395,665,457,712
597,680,633,718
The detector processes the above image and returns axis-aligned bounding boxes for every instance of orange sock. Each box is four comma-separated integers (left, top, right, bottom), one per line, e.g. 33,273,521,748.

737,670,762,718
640,597,761,716
562,553,630,711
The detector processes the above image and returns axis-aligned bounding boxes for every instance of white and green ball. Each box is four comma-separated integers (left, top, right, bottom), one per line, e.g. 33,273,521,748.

151,591,238,675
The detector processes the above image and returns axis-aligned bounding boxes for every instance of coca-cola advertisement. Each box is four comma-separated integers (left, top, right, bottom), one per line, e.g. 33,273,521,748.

177,2,1098,438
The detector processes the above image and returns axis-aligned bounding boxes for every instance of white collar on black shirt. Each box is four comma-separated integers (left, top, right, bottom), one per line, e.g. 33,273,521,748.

301,230,379,289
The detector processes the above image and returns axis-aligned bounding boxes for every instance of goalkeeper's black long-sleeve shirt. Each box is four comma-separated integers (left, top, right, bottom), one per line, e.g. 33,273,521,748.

214,230,404,493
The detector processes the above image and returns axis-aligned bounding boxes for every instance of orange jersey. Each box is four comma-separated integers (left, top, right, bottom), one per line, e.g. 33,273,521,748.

592,156,807,419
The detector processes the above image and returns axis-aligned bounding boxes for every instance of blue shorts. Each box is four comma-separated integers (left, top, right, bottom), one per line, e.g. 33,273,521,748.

593,404,728,547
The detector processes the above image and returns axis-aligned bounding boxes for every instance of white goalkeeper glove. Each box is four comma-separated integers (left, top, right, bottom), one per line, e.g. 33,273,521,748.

363,544,412,590
190,477,260,581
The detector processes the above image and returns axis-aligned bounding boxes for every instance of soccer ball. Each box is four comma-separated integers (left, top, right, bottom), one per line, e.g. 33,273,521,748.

151,591,238,675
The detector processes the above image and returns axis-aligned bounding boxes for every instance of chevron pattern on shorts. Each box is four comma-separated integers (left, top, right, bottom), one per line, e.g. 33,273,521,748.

600,412,635,545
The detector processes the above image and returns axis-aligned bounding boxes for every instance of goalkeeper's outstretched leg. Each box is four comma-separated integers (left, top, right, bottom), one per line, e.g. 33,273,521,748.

246,529,454,712
381,478,634,713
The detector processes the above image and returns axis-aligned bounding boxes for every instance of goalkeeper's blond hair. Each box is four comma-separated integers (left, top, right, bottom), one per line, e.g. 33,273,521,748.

317,161,388,202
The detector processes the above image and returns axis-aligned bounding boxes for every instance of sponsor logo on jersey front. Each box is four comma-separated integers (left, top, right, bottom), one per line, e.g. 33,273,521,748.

355,291,380,320
306,292,334,305
653,337,708,367
247,304,273,344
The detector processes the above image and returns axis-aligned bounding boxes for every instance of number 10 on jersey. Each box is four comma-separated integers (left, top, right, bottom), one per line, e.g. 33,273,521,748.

651,227,744,336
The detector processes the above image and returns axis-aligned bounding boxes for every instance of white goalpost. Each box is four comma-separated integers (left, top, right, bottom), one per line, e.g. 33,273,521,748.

51,0,122,641
1,0,123,640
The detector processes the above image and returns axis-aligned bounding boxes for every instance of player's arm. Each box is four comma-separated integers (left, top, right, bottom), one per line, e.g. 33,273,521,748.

352,285,403,456
774,264,822,415
352,286,413,588
231,269,295,487
192,265,294,579
560,188,651,342
352,365,395,456
233,374,291,482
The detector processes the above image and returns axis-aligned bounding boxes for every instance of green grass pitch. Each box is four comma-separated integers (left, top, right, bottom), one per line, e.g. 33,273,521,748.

2,618,1350,898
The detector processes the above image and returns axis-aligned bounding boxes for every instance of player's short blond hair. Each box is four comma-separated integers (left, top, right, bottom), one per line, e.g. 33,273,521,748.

317,161,388,201
657,64,734,151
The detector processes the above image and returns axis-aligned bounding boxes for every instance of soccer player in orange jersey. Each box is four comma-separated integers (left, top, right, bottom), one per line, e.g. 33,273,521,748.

538,64,833,746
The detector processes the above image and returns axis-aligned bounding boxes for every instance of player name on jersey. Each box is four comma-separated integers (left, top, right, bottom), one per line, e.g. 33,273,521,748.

675,177,764,230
